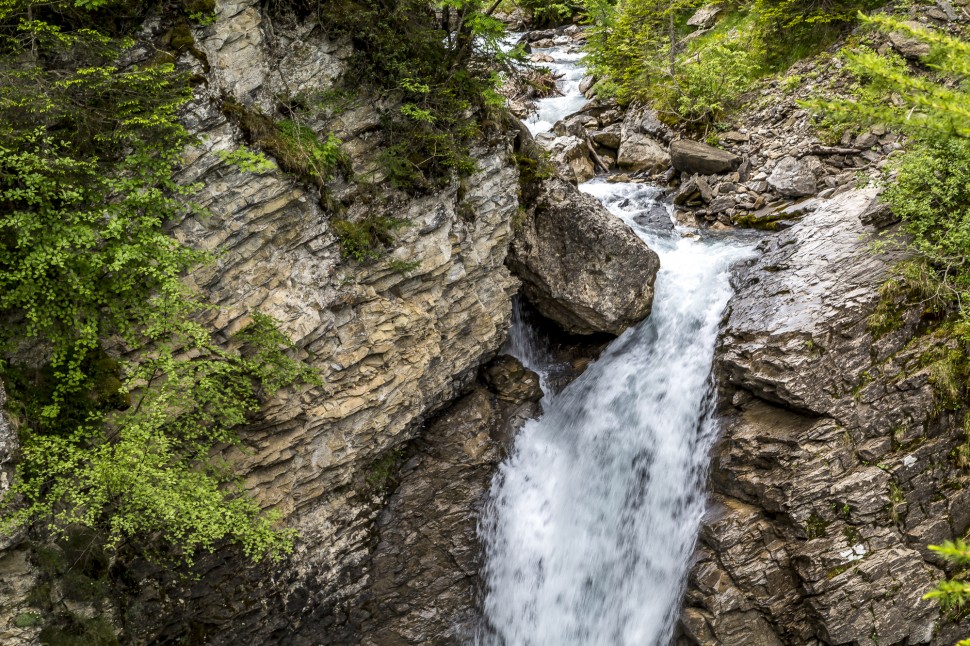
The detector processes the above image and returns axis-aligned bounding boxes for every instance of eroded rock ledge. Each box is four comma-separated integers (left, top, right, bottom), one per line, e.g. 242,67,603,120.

679,190,970,645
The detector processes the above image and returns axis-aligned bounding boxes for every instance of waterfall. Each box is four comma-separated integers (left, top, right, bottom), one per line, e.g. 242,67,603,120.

477,41,757,646
503,297,559,396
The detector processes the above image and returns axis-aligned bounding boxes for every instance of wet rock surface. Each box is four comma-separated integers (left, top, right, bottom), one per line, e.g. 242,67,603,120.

678,190,970,645
352,357,542,645
510,177,660,336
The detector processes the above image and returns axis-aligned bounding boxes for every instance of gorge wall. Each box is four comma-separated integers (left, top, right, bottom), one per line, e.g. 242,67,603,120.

133,2,522,642
679,190,970,645
2,1,523,643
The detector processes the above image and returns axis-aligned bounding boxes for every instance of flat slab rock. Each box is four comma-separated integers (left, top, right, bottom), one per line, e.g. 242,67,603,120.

510,178,660,335
720,188,905,413
670,138,741,175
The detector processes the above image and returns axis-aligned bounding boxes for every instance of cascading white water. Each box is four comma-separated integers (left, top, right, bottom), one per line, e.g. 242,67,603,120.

524,46,588,135
476,43,756,646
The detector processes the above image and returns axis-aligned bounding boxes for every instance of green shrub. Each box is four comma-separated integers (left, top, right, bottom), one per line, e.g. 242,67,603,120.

752,0,881,62
39,614,118,646
0,4,318,564
302,0,519,192
656,40,760,125
332,216,410,263
809,15,970,140
388,258,422,275
14,612,42,628
582,0,875,124
365,448,404,492
222,101,349,189
517,0,582,26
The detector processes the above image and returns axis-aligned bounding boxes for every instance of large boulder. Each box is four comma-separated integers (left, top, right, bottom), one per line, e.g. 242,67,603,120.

617,107,672,172
767,155,817,197
509,178,660,335
670,138,740,175
888,21,931,59
673,174,714,206
617,133,670,173
591,124,621,150
687,4,721,28
539,134,596,184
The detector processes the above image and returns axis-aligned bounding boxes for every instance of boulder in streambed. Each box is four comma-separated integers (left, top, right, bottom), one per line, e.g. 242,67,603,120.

617,132,669,173
767,155,818,197
670,138,741,175
617,107,671,173
539,134,597,184
509,178,660,335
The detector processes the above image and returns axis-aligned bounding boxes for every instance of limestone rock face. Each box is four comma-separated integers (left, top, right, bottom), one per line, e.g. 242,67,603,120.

679,190,970,645
687,4,721,28
670,139,741,175
539,134,596,184
767,155,817,197
889,21,932,59
28,1,524,642
510,178,660,336
354,357,542,645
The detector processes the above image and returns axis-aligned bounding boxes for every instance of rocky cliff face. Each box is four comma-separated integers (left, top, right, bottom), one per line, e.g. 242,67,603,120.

0,386,44,646
0,1,521,642
131,1,523,641
0,3,668,643
678,190,970,645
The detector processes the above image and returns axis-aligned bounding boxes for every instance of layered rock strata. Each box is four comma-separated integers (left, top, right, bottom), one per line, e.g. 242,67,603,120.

353,356,543,645
0,1,522,642
678,190,970,645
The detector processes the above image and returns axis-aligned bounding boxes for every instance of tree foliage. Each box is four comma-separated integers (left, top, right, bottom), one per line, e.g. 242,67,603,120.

0,1,317,563
581,0,876,125
515,0,582,27
302,0,522,191
813,14,970,139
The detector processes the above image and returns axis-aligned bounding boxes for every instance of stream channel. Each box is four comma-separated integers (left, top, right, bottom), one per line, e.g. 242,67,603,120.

474,39,757,646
